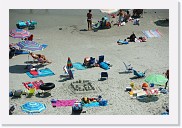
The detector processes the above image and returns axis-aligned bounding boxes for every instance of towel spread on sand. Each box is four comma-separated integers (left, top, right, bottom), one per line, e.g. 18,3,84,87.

23,80,44,90
73,62,87,70
142,29,161,38
83,100,108,107
26,68,55,78
51,99,76,107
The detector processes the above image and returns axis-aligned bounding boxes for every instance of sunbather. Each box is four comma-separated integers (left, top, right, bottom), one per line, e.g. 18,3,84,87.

29,52,51,64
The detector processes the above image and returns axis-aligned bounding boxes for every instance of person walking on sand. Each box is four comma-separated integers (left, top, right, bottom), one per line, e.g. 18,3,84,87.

87,10,93,31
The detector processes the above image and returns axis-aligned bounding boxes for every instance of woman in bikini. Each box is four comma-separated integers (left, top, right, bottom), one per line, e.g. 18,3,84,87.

29,52,51,64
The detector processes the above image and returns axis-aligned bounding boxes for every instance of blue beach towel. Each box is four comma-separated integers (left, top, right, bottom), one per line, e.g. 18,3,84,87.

117,39,129,44
73,62,87,70
83,102,100,107
26,68,55,78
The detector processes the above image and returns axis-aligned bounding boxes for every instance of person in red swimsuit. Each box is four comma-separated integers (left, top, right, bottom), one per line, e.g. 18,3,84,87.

87,10,93,31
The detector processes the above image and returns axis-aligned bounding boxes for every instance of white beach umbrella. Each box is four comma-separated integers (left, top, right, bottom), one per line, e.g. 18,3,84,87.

100,9,119,14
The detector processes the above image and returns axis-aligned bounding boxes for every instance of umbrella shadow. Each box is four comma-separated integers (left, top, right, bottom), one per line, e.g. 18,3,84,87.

137,95,159,103
35,92,52,98
154,19,169,27
80,29,88,32
9,65,28,74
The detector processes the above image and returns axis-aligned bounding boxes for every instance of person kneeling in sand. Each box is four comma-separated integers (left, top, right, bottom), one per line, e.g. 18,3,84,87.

29,52,52,64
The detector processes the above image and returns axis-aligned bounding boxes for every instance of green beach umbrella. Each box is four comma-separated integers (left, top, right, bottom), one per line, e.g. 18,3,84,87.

144,74,168,85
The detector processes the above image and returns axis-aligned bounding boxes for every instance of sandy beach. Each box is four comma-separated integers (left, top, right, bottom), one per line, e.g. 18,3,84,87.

9,9,169,115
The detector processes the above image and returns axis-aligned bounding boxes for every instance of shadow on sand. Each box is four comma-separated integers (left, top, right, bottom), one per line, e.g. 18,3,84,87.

137,95,159,103
9,65,27,74
154,19,169,27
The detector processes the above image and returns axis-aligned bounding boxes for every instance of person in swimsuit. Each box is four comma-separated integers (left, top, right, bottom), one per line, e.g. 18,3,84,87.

87,10,93,30
29,52,51,64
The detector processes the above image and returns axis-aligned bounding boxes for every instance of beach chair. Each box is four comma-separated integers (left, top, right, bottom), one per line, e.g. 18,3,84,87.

98,55,104,64
26,88,36,98
133,69,146,78
68,69,74,79
123,62,133,73
100,72,108,80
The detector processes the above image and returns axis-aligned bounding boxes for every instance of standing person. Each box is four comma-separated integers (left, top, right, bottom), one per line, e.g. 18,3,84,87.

117,9,125,26
87,10,93,31
164,69,169,89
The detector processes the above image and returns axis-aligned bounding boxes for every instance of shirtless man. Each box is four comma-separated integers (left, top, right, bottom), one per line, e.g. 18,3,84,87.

87,10,93,30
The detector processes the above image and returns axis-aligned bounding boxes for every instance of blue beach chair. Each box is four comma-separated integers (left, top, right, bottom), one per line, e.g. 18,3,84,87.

133,69,145,78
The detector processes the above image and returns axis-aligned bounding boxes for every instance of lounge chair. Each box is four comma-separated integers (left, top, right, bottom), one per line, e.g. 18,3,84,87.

133,69,146,78
123,62,133,73
60,69,74,79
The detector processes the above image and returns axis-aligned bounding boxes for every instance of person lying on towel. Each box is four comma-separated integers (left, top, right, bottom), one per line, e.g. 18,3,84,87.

29,52,52,64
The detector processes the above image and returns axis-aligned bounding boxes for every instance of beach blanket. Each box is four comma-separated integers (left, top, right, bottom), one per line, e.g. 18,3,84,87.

117,39,129,45
73,62,87,70
26,68,55,78
15,44,48,55
23,80,44,90
83,102,100,107
83,100,108,107
142,29,161,38
51,99,76,107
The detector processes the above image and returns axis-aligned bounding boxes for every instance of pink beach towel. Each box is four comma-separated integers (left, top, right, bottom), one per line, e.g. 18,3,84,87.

23,80,44,90
51,99,76,107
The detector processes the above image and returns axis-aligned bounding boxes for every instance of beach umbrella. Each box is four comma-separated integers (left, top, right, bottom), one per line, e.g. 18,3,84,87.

144,74,168,85
67,57,73,69
17,40,44,52
21,102,46,114
100,9,119,14
9,28,31,39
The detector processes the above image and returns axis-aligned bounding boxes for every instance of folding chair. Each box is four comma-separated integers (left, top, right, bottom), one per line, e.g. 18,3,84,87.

98,55,104,64
101,72,108,80
133,69,146,78
123,62,133,73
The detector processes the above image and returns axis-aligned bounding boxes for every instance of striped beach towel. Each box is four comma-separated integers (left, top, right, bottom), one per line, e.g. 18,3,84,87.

142,29,162,38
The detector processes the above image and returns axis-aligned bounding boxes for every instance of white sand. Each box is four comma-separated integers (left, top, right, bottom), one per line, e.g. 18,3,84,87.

9,9,169,115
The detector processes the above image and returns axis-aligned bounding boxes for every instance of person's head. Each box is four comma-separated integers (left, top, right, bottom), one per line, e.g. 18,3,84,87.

127,11,129,14
89,10,92,13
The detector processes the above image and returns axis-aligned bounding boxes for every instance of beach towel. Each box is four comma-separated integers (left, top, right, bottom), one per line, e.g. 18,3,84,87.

142,29,161,38
83,102,100,107
83,100,108,107
117,39,129,45
73,62,87,70
26,68,55,78
51,99,76,107
23,80,44,90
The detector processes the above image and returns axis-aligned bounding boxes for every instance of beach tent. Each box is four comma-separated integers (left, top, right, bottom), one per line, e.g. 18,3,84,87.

144,74,168,85
21,102,46,114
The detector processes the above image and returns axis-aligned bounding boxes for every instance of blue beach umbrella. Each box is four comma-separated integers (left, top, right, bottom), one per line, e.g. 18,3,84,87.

21,102,46,114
